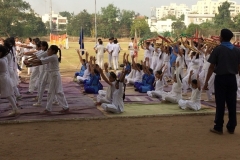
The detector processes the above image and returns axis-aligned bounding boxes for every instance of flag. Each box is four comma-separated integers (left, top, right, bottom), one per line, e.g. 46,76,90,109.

133,29,138,58
79,27,84,55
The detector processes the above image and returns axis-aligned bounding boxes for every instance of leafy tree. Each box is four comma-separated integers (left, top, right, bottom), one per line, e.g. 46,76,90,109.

233,13,240,31
67,9,92,36
59,11,74,21
186,23,199,35
214,1,234,29
118,10,135,37
161,14,177,20
0,0,33,37
179,14,185,21
171,20,186,36
130,18,150,38
98,4,120,38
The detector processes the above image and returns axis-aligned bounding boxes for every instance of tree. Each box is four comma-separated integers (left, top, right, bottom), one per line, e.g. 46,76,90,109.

233,13,240,31
179,14,185,21
0,0,33,36
98,4,120,38
186,23,199,35
118,10,135,37
130,18,150,38
67,9,92,36
161,14,177,20
171,20,186,36
214,1,234,29
59,11,74,21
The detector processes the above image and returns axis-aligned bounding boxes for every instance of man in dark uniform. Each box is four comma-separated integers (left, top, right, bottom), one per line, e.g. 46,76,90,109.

204,29,240,135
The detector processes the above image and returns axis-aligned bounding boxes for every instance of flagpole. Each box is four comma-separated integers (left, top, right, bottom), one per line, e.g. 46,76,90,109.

95,0,97,44
81,26,83,51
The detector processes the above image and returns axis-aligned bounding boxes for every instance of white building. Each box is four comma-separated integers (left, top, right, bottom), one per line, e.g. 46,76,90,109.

191,0,240,16
156,3,191,20
184,14,215,27
148,18,178,33
42,11,67,30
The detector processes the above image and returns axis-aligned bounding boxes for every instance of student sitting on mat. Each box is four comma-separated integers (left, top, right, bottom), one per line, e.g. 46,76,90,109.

76,51,90,83
147,64,166,97
179,70,201,111
134,58,155,93
126,55,143,84
83,56,101,94
101,69,127,114
96,63,117,105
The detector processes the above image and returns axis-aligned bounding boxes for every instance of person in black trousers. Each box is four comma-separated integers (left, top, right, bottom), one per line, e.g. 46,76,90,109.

204,29,240,135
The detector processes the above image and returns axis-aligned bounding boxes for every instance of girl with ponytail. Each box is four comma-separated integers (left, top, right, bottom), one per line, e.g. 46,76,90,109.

24,45,69,114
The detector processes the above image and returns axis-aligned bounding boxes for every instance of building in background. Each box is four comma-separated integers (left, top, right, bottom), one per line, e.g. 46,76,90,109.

148,19,177,33
184,13,215,27
192,0,240,16
42,11,68,31
156,3,191,20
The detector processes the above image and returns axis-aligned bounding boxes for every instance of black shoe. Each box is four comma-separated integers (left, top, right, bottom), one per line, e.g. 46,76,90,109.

210,128,223,135
227,130,234,134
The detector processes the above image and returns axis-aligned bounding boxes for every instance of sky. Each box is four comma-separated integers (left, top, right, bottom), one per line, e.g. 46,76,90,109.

24,0,203,16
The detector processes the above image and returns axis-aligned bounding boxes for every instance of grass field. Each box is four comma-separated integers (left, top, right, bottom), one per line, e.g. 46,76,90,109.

59,42,145,77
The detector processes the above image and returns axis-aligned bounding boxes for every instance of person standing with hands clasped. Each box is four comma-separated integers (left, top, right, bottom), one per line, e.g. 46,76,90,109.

204,29,240,135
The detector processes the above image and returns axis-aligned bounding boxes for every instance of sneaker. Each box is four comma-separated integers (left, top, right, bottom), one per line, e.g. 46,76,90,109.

33,103,42,107
210,128,223,135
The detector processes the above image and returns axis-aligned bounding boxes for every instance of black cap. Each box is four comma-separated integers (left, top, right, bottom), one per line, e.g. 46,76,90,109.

221,29,233,42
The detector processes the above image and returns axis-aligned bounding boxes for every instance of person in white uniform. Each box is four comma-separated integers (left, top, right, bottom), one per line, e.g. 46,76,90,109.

97,63,117,105
95,40,105,69
182,51,200,95
4,38,22,100
101,69,127,113
147,65,165,97
179,70,202,111
25,45,69,114
106,38,114,69
151,43,161,70
141,41,152,67
76,51,90,83
128,38,134,59
0,45,19,116
126,56,143,84
112,39,121,71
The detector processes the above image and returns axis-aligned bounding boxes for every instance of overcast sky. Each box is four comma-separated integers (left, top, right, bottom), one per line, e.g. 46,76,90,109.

23,0,201,16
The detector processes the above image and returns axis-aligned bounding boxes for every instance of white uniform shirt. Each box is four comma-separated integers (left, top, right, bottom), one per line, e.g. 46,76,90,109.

155,79,164,91
129,42,134,55
190,88,201,103
96,44,105,55
106,43,113,53
112,44,120,57
203,54,210,70
112,82,124,113
163,53,170,62
41,54,59,72
134,70,143,82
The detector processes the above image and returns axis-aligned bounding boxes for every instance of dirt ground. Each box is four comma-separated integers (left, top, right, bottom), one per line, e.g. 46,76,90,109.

0,115,240,160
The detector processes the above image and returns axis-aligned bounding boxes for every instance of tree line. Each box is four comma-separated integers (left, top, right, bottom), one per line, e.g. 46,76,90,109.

1,1,240,39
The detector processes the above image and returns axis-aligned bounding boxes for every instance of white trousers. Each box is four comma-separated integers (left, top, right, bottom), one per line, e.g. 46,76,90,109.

165,95,179,104
101,103,120,113
29,67,39,92
97,54,104,69
108,54,112,68
178,99,201,111
147,91,163,98
77,76,88,83
112,56,118,70
21,55,26,69
7,95,18,111
151,56,158,70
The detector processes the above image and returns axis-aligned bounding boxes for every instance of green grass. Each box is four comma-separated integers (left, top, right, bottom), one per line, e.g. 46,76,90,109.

59,42,145,77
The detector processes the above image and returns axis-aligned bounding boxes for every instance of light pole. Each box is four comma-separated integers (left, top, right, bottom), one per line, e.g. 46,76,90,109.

95,0,97,44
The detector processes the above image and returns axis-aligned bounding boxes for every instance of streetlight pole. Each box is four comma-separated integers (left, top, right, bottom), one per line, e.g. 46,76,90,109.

95,0,97,44
49,0,52,33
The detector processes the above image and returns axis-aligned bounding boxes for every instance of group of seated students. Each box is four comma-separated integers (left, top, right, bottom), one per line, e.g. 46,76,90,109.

73,38,214,113
74,50,103,94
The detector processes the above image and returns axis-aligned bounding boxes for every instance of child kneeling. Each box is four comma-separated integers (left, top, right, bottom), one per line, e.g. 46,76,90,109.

179,70,201,111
